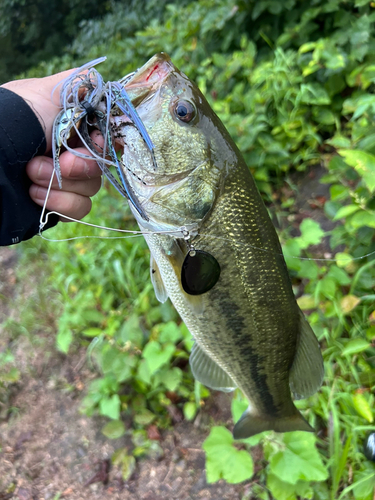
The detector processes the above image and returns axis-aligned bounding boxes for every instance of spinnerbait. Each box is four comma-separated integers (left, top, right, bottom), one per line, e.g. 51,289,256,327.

52,58,156,221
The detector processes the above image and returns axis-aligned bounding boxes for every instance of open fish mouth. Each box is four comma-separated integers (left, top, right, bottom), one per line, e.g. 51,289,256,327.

124,53,174,108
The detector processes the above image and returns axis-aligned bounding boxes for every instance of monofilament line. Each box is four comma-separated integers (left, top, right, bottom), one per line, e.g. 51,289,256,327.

38,172,375,263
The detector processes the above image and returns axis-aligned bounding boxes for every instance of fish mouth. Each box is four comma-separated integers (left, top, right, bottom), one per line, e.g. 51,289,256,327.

124,53,174,107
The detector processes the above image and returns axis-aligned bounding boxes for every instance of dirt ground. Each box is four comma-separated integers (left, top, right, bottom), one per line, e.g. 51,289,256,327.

0,247,249,500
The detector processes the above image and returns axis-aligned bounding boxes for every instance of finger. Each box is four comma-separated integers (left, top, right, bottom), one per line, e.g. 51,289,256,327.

66,127,105,151
60,128,105,175
59,145,103,179
27,142,103,181
29,185,92,220
69,126,122,154
26,156,102,196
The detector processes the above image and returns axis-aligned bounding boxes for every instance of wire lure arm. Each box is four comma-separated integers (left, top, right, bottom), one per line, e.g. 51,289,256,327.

110,81,158,170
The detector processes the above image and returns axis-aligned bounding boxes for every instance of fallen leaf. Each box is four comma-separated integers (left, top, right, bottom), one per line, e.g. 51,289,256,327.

62,487,74,496
341,295,361,314
147,425,161,441
167,405,183,423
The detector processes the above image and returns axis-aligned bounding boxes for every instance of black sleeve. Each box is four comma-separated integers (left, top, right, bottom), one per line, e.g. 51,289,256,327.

0,87,59,246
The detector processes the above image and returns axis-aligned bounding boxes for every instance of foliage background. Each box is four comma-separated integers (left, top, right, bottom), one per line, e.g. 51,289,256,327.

1,0,375,498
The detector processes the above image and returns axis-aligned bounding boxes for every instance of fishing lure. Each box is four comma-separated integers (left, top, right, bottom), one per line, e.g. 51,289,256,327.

52,58,157,221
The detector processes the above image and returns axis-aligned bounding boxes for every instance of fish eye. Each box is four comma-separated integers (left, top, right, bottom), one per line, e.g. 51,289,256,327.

173,100,195,123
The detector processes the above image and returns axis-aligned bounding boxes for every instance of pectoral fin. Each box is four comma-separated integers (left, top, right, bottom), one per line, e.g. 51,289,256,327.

150,255,168,303
289,309,324,400
190,342,236,392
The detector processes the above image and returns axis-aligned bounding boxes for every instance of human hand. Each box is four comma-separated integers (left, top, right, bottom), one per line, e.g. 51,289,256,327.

2,70,75,151
26,132,103,220
2,70,103,220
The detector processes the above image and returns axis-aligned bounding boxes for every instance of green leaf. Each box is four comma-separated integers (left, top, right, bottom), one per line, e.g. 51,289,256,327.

300,83,330,105
297,219,325,249
1,367,20,383
101,346,133,382
342,338,371,356
352,393,374,423
326,136,351,149
313,481,330,500
353,469,375,500
266,473,298,500
120,314,143,348
355,0,371,7
350,210,375,229
330,185,350,201
298,260,319,280
327,265,351,285
154,367,182,391
134,408,156,426
112,448,136,481
81,309,105,323
183,401,197,421
295,481,314,499
269,432,329,484
299,42,317,54
159,321,183,343
142,341,175,374
250,484,270,500
231,398,248,424
297,295,316,310
56,328,73,354
102,420,126,439
366,325,375,340
203,426,254,484
312,107,335,125
338,150,375,192
333,204,361,220
181,322,194,352
99,395,121,420
335,252,354,268
319,276,337,299
82,327,102,338
137,360,151,385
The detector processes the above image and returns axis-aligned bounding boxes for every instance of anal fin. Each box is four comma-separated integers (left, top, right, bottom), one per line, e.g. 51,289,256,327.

190,342,236,392
289,309,324,400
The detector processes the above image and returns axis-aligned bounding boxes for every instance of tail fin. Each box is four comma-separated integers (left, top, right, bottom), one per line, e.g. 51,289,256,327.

233,406,313,440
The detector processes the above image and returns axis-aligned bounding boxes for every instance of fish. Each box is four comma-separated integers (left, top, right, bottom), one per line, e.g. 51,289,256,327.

115,53,324,439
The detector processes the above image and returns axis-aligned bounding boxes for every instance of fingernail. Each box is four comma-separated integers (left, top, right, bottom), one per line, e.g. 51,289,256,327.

37,159,53,180
68,158,90,178
30,185,48,203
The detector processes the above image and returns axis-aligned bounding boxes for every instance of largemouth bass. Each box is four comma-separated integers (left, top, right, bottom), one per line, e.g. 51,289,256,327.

117,53,324,439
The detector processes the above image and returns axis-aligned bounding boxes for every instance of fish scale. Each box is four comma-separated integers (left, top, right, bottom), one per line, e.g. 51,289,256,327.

119,53,324,438
191,169,299,415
